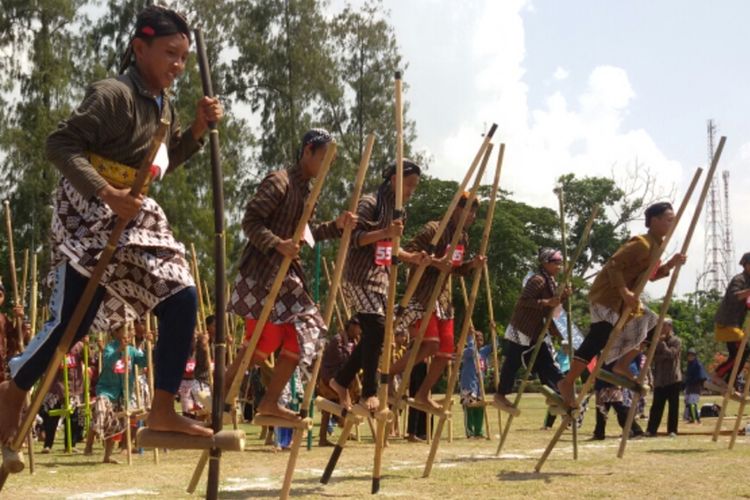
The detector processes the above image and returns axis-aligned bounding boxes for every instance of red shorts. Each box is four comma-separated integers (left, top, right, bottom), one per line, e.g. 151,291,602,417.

244,319,300,358
415,314,454,357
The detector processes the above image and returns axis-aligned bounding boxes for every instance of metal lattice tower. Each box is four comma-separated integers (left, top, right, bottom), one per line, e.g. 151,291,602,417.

702,119,728,291
723,170,735,284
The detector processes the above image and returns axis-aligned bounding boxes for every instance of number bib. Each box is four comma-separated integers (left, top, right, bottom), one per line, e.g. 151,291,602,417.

375,241,393,266
451,244,465,267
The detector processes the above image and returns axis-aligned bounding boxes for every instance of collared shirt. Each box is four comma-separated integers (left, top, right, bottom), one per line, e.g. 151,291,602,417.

237,164,341,288
46,66,203,199
403,218,471,311
345,188,398,295
588,233,671,312
714,271,750,328
508,272,561,342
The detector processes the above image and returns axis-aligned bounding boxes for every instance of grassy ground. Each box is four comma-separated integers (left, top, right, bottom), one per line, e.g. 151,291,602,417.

4,393,750,499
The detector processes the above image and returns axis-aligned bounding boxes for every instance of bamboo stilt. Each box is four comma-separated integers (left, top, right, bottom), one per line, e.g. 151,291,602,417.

496,205,600,455
556,187,578,459
0,121,169,490
483,263,502,439
535,166,703,472
729,323,750,449
423,144,504,478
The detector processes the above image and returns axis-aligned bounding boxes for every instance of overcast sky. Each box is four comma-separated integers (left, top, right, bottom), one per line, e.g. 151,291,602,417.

329,0,750,298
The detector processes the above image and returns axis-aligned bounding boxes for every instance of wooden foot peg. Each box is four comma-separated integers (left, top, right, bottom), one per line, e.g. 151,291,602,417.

406,398,448,417
1,447,24,474
351,403,393,423
597,370,647,394
252,414,313,430
540,386,579,417
314,397,364,424
491,395,520,417
135,429,245,452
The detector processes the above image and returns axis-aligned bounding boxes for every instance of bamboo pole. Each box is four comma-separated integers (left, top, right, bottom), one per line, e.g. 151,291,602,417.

458,276,491,440
371,72,406,495
124,323,133,466
729,319,750,449
423,144,504,478
279,135,372,500
0,120,168,491
556,186,578,459
145,314,159,464
389,143,492,431
713,334,750,442
620,138,725,457
534,166,703,472
496,205,600,453
483,263,502,439
186,143,337,495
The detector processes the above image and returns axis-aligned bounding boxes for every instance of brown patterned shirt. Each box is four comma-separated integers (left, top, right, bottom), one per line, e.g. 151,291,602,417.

404,219,471,311
508,273,562,341
344,187,399,295
46,66,204,199
237,164,341,288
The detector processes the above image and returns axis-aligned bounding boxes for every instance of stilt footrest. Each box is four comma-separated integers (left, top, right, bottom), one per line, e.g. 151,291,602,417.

597,370,647,394
1,447,24,474
406,398,449,417
539,386,580,417
490,396,520,417
351,403,393,423
135,428,245,451
314,397,364,424
705,380,747,403
252,414,313,430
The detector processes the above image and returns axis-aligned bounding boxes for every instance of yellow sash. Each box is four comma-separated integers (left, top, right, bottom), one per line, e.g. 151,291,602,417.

89,153,152,192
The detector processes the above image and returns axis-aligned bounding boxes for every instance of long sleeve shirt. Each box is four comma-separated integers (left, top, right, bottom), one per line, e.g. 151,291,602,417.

46,66,203,199
237,164,341,288
509,272,562,341
588,233,671,311
714,271,750,328
651,334,682,388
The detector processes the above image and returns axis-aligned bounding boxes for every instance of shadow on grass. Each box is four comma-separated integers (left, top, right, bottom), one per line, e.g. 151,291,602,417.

218,474,401,498
497,470,581,484
645,448,710,454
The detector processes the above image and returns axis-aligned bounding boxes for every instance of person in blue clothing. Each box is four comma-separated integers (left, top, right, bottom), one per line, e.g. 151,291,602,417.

684,348,707,423
460,330,492,438
542,340,571,430
85,323,147,463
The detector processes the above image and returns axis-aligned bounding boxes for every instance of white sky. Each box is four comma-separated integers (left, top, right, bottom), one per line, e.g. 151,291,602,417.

331,0,750,298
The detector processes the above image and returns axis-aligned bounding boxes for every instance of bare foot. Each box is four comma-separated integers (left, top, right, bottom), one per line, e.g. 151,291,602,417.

329,379,352,410
257,400,301,421
363,395,380,412
557,379,576,408
492,393,520,417
0,380,27,445
414,393,441,413
147,406,213,438
103,457,119,464
83,448,93,456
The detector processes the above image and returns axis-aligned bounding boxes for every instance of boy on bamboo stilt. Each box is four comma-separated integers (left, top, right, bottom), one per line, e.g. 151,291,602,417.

493,248,570,416
0,5,223,444
708,252,750,394
330,161,427,412
226,129,356,422
84,324,146,463
557,203,687,407
389,195,484,412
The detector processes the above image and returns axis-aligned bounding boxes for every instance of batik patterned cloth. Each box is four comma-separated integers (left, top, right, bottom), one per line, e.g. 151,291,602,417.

51,177,194,331
590,302,659,364
229,269,323,373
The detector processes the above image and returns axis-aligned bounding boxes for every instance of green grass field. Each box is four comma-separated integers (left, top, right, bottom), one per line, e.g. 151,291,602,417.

4,393,750,499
